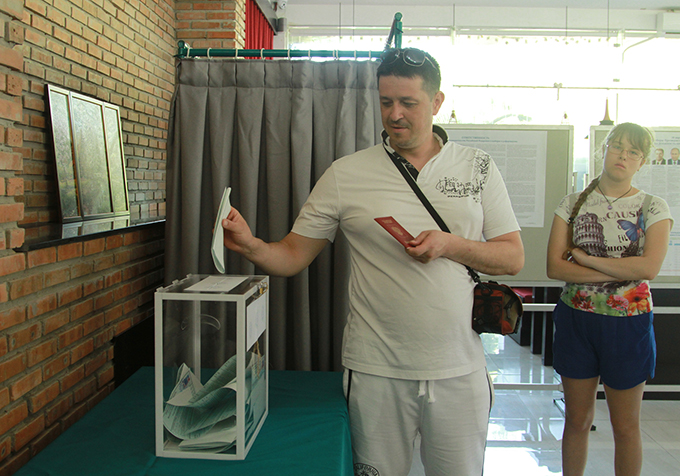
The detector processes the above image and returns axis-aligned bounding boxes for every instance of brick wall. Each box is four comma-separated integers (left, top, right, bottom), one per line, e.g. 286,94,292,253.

0,0,178,474
176,0,246,49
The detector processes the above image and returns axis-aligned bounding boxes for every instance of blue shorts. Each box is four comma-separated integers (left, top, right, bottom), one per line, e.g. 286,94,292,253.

552,300,656,390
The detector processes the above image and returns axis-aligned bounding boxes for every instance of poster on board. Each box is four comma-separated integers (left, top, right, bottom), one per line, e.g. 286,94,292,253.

444,128,548,228
590,126,680,277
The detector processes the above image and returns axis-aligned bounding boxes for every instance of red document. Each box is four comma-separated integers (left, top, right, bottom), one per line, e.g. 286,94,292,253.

375,216,414,247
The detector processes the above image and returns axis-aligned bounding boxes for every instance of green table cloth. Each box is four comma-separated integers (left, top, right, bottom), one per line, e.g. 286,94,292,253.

16,367,352,476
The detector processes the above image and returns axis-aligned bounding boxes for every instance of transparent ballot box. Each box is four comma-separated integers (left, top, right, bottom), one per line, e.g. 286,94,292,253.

154,274,269,460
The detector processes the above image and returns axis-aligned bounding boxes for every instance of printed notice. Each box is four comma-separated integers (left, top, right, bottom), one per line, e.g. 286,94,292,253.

444,128,548,228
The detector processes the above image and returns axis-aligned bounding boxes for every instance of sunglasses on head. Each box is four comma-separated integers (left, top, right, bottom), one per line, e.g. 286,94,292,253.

380,48,436,69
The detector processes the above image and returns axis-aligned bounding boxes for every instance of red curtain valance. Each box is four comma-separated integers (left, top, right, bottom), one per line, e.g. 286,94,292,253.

245,0,274,51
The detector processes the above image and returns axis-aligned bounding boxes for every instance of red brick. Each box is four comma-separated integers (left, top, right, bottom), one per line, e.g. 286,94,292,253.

29,423,61,456
105,234,123,249
28,381,60,413
43,309,69,334
10,367,42,399
42,352,69,379
57,242,82,261
123,297,139,314
57,325,83,349
73,378,96,403
92,328,112,349
0,387,8,410
0,150,22,170
0,252,25,277
123,231,140,246
6,73,22,96
0,353,26,383
27,247,56,267
94,291,114,310
7,226,25,248
28,293,57,319
104,303,123,323
84,351,107,377
27,339,58,367
113,318,131,336
9,273,43,300
61,365,84,392
70,262,93,279
70,298,93,321
114,249,132,265
8,322,41,351
0,337,6,357
61,400,88,432
0,447,32,475
57,283,82,307
0,283,6,303
0,436,10,463
44,267,70,287
0,0,23,19
104,270,122,288
83,238,105,256
0,45,23,71
0,202,24,223
0,401,27,435
93,254,114,271
45,394,72,427
70,339,93,363
113,283,131,301
97,364,114,388
82,314,105,337
82,277,104,297
0,305,25,332
5,127,23,147
14,415,45,450
6,177,23,195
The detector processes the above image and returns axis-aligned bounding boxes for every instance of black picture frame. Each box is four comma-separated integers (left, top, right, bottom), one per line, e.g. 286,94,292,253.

46,85,130,223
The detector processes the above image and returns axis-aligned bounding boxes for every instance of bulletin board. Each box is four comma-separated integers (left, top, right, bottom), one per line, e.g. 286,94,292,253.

590,125,680,281
442,124,574,285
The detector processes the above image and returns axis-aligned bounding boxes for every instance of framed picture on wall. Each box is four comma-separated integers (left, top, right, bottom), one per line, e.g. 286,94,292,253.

46,84,130,223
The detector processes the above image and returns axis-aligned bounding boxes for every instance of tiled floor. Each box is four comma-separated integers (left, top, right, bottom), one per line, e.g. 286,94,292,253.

408,334,680,475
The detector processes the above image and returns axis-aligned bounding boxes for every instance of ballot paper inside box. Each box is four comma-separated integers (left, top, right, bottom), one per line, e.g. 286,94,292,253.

154,274,269,460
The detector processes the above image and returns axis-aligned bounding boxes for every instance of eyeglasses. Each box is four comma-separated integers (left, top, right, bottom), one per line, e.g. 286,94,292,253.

606,144,644,161
380,48,437,70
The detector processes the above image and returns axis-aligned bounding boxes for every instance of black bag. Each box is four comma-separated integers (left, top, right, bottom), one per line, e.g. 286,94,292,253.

385,144,523,335
469,272,523,335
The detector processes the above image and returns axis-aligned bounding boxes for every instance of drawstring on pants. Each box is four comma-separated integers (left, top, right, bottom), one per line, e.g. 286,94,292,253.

418,380,436,403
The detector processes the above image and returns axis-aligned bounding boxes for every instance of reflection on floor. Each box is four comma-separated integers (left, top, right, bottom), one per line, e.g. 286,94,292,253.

408,334,680,476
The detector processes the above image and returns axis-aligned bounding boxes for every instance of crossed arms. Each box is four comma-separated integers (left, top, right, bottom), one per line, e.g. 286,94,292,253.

546,215,671,283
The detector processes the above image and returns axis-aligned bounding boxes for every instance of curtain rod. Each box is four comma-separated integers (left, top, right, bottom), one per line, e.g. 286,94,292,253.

176,41,383,60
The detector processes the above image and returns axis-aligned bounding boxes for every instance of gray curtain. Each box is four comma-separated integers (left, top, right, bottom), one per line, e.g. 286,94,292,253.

165,58,382,371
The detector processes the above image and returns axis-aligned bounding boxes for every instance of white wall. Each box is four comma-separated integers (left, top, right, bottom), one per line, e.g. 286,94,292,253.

279,4,665,40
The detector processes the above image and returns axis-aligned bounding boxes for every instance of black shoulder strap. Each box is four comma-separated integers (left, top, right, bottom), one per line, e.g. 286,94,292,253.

382,144,482,284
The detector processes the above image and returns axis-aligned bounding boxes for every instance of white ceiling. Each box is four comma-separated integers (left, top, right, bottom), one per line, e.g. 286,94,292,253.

288,0,680,10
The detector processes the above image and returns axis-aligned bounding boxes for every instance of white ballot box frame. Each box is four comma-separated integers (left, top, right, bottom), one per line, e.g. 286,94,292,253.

154,274,269,460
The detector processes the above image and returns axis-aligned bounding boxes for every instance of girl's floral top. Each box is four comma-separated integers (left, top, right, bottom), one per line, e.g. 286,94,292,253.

555,190,673,317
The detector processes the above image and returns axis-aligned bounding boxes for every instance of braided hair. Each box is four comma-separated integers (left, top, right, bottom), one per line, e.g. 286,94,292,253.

563,122,654,258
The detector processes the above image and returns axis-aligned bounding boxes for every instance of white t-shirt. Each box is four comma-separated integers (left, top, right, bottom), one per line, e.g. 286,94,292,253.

292,134,520,380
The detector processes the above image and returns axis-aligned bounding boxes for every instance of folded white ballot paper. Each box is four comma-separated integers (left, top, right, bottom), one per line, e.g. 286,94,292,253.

211,187,232,273
163,352,264,452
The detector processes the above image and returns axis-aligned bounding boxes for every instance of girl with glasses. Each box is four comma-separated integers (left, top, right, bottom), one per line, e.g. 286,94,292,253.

546,122,673,476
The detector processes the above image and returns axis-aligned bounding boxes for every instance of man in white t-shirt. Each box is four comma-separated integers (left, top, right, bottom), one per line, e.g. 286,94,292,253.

221,48,524,476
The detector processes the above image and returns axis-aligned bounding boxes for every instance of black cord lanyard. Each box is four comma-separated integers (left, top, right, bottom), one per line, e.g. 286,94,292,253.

382,143,483,284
